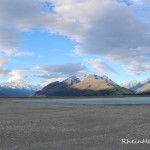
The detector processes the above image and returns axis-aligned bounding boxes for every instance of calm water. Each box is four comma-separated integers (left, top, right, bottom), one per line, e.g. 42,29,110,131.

19,97,150,104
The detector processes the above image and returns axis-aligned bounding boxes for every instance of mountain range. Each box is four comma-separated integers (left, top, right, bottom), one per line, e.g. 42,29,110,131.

34,74,132,96
121,78,150,94
1,74,150,97
0,82,41,97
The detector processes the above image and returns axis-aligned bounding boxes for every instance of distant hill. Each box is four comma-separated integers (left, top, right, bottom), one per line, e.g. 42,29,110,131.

0,82,41,97
34,74,132,96
121,78,150,93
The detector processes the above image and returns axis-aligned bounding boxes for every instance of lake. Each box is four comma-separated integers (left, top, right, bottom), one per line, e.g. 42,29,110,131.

18,96,150,104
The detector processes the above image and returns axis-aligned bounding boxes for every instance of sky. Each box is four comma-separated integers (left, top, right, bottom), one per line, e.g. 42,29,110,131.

0,0,150,86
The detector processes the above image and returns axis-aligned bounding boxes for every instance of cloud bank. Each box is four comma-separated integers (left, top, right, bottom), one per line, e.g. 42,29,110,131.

1,0,150,83
46,0,150,75
7,63,87,86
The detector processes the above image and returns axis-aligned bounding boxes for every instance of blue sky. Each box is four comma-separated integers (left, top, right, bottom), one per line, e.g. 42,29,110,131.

0,0,150,86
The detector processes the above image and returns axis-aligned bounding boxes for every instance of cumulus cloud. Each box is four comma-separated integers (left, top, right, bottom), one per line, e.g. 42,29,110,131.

8,69,31,84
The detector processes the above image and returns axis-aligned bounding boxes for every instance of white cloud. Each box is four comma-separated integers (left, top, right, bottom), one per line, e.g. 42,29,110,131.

0,0,42,55
4,49,34,56
45,0,150,75
1,0,150,75
7,63,87,85
125,61,144,75
125,60,150,75
34,63,87,77
0,55,10,77
36,63,87,86
8,69,31,84
85,58,117,74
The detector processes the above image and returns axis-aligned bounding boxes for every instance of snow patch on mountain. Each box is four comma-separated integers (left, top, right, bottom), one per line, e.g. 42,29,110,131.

0,82,41,91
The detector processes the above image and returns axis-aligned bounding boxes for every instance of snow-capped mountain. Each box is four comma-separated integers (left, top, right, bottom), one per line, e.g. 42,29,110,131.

142,78,150,84
120,81,142,91
136,78,150,92
0,82,41,97
35,74,132,96
120,78,150,92
0,82,41,90
79,74,118,87
63,76,80,86
74,74,119,90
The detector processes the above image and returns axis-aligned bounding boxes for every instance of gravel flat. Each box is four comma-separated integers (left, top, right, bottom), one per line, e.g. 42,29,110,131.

0,99,150,150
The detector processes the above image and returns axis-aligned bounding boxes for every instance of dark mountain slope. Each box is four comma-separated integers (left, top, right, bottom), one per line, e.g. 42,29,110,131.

35,74,132,96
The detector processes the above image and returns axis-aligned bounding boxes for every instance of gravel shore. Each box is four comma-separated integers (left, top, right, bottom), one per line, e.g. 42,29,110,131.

0,99,150,150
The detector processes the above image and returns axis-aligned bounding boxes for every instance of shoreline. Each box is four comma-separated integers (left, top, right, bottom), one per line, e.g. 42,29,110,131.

0,94,150,100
